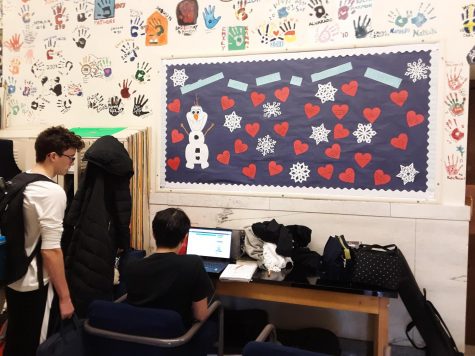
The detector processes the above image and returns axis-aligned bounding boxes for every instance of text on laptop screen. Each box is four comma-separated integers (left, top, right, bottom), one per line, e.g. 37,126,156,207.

186,228,232,259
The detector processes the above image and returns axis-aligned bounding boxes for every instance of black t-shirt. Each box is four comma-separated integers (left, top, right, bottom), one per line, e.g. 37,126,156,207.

124,253,214,326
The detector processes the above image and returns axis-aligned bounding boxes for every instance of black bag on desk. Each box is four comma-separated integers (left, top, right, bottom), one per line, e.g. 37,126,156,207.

321,235,354,282
36,315,85,356
398,249,463,356
351,244,402,290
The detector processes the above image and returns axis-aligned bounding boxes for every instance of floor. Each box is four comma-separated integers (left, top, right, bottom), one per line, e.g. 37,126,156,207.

221,340,473,355
466,344,475,356
339,338,424,356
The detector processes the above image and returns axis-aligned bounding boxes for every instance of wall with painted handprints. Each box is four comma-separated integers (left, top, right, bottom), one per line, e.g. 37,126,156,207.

1,0,472,205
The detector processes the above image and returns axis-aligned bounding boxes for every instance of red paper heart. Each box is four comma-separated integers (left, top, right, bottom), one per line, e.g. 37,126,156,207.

250,91,266,107
390,133,408,150
374,169,391,185
274,86,290,102
274,122,289,137
216,150,230,165
334,123,350,139
338,168,355,183
221,95,235,110
234,139,248,154
354,152,372,168
363,107,381,123
390,90,408,107
171,129,184,143
331,104,349,119
317,164,334,180
242,163,256,179
167,157,180,171
324,143,341,159
245,122,260,137
293,140,309,155
268,161,283,176
341,80,358,96
167,99,181,113
406,110,424,127
304,103,320,119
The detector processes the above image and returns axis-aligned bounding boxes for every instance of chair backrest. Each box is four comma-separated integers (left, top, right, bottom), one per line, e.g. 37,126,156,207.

243,341,330,356
88,300,186,338
85,300,188,356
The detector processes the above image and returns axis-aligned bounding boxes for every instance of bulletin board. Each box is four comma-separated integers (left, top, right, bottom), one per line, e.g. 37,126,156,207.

160,44,438,199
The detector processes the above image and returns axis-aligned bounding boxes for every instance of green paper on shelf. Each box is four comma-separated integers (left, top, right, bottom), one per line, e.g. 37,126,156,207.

69,127,126,137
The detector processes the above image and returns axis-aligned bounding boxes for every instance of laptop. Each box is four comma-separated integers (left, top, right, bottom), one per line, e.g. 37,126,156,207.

186,227,233,274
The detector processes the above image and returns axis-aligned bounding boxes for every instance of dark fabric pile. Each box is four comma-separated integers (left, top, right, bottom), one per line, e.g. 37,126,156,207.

251,219,321,276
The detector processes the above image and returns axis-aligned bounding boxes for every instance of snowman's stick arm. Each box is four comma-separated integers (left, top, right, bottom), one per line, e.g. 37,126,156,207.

180,123,189,136
204,122,215,136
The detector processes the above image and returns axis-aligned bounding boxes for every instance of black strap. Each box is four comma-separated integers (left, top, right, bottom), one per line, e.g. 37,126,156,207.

28,238,44,288
405,321,427,350
426,300,460,352
359,244,398,253
406,301,462,354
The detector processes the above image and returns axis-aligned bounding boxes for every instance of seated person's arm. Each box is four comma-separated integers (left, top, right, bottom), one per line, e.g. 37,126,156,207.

192,297,208,321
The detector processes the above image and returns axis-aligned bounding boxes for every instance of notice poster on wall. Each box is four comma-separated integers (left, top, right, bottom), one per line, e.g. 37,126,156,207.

161,44,438,199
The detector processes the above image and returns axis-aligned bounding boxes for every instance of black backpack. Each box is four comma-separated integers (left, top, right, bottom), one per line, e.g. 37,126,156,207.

0,172,54,286
321,235,355,282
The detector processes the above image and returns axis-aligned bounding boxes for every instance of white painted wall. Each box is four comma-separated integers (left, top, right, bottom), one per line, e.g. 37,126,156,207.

2,0,473,349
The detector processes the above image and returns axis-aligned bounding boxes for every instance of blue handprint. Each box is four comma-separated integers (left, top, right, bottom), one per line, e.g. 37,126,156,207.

203,5,221,29
411,3,435,28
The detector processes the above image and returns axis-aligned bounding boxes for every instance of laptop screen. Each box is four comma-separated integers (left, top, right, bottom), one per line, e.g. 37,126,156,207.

186,227,232,259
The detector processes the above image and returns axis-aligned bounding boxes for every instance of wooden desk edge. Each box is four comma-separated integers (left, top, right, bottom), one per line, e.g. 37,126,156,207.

216,281,388,315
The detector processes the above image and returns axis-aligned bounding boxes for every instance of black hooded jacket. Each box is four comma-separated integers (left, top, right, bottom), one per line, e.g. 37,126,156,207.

63,135,134,317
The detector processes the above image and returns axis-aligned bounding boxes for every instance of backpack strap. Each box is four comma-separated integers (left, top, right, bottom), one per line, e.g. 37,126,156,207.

405,321,427,350
28,239,44,288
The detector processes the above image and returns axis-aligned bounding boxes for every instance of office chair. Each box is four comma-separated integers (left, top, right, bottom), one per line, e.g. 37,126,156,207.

242,324,331,356
84,298,223,356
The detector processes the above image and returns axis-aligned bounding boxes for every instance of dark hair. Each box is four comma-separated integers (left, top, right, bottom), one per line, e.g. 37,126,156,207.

152,208,191,248
35,126,85,162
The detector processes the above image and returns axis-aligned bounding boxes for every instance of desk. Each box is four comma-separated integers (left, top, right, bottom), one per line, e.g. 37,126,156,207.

215,271,396,356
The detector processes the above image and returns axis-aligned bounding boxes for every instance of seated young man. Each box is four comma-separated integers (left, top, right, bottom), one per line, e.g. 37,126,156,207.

125,208,214,327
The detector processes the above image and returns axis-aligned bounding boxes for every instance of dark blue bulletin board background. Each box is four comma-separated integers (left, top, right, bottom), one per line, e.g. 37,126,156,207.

162,47,434,195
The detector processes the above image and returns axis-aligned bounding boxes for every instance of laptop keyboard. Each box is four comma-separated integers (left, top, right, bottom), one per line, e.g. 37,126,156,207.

203,261,227,273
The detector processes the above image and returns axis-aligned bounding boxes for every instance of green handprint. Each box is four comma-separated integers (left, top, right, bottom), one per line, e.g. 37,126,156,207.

227,26,247,50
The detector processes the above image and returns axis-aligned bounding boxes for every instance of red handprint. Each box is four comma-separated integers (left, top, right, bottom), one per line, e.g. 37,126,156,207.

446,67,467,91
5,34,23,52
445,154,463,176
119,79,136,99
53,4,66,30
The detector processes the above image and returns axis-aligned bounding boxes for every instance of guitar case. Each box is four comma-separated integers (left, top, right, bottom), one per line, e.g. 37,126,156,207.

397,249,463,356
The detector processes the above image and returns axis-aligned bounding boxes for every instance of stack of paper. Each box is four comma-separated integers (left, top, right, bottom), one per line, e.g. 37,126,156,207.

219,261,258,282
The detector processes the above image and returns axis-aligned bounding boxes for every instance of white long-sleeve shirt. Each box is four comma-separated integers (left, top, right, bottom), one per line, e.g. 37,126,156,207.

9,174,66,292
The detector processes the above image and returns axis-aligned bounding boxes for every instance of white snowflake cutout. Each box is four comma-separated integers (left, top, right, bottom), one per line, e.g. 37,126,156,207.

224,111,242,132
289,162,310,183
170,68,189,87
396,163,419,185
256,134,276,156
309,123,331,145
262,101,282,118
404,58,429,82
315,82,338,103
352,123,377,144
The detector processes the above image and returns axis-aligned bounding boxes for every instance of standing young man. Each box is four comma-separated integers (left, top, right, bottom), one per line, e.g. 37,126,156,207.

5,126,84,356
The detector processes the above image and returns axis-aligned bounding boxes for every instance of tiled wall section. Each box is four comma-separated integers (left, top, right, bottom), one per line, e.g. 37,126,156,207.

150,192,470,350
